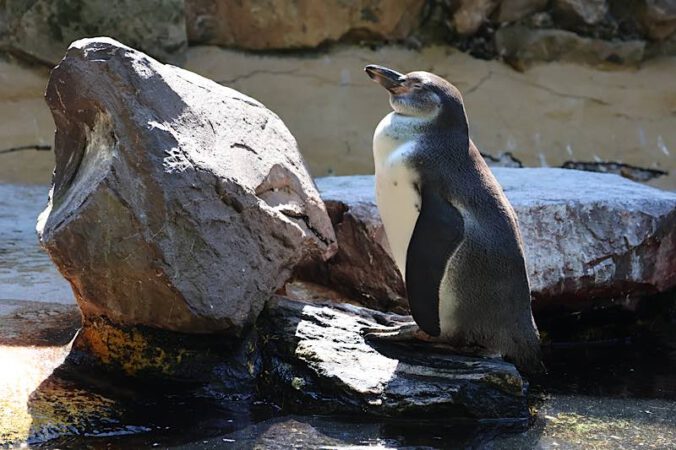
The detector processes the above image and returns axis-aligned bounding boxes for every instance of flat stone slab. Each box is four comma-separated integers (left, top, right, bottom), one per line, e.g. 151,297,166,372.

260,296,529,420
313,169,676,308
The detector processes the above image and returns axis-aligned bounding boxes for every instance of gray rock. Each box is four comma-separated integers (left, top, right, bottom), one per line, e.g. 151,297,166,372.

497,0,548,23
495,25,646,68
312,169,676,307
2,0,187,65
642,0,676,40
37,38,336,335
260,296,529,419
553,0,608,26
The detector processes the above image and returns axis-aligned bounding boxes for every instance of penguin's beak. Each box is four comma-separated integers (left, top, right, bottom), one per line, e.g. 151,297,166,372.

365,65,405,92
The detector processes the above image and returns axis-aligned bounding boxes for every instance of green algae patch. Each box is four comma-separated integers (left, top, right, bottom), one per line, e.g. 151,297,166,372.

70,316,262,385
75,317,188,376
483,372,526,396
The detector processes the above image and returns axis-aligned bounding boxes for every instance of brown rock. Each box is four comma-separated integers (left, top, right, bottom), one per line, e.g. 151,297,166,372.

313,170,676,307
37,38,336,335
495,25,646,68
296,176,407,314
184,0,426,49
452,0,499,35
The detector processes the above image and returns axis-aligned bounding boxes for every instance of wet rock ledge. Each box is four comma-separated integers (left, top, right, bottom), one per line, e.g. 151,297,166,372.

259,296,528,420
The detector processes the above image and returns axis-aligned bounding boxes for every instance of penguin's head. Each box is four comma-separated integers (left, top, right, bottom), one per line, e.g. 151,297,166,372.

364,65,467,128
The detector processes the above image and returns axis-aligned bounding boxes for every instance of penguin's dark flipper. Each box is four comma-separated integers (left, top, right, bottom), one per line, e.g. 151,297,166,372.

405,186,464,337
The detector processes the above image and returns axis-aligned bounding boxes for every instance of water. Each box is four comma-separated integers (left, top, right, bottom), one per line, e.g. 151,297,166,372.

0,184,73,304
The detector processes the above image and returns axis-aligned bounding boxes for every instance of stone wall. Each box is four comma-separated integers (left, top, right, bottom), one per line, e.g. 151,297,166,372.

0,0,674,189
1,1,675,67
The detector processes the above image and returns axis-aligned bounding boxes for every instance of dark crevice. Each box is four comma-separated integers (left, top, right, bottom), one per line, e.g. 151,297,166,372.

230,142,258,155
481,152,523,168
561,161,667,182
0,144,52,154
280,209,333,248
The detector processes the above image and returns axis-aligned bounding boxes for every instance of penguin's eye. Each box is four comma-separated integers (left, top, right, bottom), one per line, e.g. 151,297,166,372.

411,83,423,89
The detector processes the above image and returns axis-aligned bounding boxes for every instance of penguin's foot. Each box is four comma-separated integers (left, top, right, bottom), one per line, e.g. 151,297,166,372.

362,322,432,342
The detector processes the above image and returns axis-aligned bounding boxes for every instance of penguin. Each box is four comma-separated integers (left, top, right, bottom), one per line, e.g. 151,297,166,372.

363,64,544,375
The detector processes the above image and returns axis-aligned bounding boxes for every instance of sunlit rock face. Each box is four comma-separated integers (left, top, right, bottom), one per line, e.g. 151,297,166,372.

259,296,529,419
37,38,336,335
312,170,676,310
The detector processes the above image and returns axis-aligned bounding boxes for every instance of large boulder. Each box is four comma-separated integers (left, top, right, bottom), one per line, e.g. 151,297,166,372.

1,0,187,65
184,0,426,50
309,170,676,310
259,296,529,419
37,38,336,336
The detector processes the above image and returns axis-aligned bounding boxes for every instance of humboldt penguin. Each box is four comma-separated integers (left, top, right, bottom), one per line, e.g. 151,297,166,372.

364,64,544,374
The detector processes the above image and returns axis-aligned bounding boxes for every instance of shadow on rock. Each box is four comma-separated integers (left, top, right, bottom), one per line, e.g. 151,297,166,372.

23,321,273,447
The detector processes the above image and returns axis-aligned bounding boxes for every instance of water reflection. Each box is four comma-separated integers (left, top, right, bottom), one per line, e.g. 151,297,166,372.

0,184,73,304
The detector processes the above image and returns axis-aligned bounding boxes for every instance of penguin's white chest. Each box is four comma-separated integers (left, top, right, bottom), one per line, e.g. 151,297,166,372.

373,114,422,279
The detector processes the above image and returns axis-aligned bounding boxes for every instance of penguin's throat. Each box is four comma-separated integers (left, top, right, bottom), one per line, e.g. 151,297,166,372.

376,112,429,143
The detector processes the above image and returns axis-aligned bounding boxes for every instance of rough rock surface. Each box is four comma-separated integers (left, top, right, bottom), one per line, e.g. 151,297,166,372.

185,0,426,49
310,170,676,308
1,0,187,65
260,296,529,419
452,0,499,36
497,0,548,22
553,0,608,26
295,177,408,314
37,38,335,334
496,26,646,68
